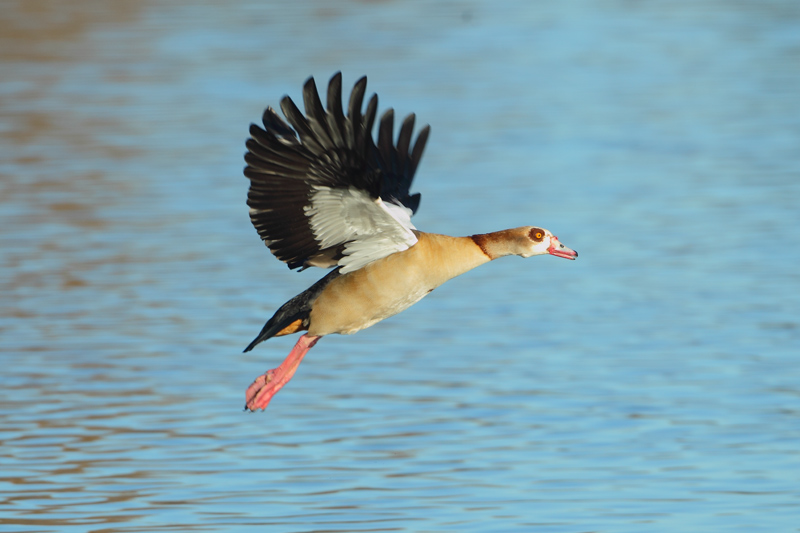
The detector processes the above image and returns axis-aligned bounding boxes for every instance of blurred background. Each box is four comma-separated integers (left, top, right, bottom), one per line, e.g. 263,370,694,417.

1,1,799,531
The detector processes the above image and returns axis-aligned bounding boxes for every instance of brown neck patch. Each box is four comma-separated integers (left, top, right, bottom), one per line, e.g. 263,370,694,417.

470,234,494,259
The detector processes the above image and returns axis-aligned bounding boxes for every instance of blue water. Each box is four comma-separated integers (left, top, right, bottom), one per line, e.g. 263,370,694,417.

2,1,799,531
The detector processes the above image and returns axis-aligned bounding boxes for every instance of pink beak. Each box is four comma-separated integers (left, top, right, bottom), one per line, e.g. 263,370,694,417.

548,236,578,260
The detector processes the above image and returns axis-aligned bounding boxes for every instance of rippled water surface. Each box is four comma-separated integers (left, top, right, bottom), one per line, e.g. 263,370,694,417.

2,1,800,531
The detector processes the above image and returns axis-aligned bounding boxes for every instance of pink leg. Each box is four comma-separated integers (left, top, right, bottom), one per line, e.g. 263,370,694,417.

245,334,320,411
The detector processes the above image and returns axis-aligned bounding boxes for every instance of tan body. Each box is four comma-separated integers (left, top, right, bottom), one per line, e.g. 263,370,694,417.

309,232,490,336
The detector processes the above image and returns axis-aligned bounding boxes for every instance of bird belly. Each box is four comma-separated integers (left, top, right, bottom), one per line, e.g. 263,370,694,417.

339,286,430,334
308,275,431,336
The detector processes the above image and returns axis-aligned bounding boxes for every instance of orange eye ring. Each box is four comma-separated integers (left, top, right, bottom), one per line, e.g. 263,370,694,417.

535,232,543,239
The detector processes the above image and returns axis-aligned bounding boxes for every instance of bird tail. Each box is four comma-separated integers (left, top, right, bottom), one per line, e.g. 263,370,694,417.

243,268,341,353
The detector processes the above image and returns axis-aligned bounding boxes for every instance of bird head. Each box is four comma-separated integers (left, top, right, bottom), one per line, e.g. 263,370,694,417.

518,227,578,260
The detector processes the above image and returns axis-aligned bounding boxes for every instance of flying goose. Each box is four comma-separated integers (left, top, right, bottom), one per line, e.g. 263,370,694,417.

243,73,577,410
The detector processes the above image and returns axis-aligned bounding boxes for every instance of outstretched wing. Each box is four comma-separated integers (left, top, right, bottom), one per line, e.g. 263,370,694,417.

244,72,430,273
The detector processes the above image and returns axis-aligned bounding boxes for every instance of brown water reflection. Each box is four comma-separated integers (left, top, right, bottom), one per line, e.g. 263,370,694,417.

1,7,214,529
0,1,144,61
1,1,154,319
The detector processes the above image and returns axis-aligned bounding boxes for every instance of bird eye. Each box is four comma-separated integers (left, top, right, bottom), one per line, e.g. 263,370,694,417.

529,228,544,242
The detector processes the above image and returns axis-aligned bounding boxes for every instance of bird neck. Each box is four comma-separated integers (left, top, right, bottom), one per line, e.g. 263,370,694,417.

469,228,527,260
413,232,493,284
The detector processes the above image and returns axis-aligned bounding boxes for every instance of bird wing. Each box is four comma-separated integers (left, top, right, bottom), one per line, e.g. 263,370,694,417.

244,72,430,273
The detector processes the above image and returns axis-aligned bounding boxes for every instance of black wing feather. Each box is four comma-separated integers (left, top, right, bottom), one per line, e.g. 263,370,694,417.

344,77,367,151
409,125,430,181
279,96,325,155
326,73,346,146
396,113,415,163
260,107,298,143
377,109,395,176
302,77,336,151
244,72,430,270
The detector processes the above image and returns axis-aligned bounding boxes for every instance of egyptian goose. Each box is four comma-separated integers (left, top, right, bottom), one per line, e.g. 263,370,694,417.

242,72,578,411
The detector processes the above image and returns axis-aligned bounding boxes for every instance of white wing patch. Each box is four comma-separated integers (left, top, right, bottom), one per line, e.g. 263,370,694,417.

305,186,418,274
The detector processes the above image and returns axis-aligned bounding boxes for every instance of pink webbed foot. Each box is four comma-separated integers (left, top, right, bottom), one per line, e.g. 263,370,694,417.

245,334,320,411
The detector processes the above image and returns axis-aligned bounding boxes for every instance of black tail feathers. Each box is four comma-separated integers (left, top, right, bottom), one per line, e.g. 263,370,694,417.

243,305,306,353
243,268,341,353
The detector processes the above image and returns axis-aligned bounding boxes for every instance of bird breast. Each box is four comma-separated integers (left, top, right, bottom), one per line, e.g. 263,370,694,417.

307,232,490,336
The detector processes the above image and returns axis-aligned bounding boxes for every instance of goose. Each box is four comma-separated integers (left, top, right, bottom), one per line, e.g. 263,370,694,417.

242,72,578,411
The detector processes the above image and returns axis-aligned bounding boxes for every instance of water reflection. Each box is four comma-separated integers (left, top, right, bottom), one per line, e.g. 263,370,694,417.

2,0,800,532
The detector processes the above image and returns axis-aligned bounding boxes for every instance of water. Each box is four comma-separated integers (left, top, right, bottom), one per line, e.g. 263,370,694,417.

2,1,799,531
